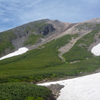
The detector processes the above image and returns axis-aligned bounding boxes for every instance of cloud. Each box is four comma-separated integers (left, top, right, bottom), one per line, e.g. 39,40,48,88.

2,18,10,23
0,0,100,32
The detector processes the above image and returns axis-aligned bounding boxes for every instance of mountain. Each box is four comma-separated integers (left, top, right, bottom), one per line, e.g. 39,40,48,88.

0,18,100,84
0,19,75,57
1,18,100,99
1,18,100,57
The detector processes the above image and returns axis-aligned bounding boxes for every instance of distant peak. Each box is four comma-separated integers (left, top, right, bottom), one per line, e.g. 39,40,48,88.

84,18,100,23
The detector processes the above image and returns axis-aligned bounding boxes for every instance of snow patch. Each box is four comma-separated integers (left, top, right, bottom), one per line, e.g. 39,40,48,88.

0,47,28,60
91,43,100,56
38,73,100,100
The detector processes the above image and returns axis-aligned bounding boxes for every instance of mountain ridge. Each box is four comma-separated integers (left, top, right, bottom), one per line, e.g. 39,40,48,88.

1,18,100,58
0,18,100,59
0,19,76,57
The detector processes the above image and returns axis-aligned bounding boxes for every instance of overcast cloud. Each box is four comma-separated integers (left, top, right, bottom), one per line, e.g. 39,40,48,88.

0,0,100,32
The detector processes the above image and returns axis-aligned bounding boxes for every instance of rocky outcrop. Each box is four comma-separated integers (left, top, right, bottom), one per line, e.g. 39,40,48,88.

38,24,55,36
47,84,64,99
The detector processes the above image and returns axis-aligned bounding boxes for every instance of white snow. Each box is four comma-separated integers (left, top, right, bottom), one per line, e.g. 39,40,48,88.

38,73,100,100
0,47,28,60
91,43,100,56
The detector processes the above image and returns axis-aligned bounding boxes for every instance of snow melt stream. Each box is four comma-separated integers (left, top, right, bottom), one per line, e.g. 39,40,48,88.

0,47,28,60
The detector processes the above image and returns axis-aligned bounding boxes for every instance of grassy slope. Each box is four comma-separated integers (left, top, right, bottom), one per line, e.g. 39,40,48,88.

63,30,99,62
0,29,100,83
0,34,80,83
0,30,17,55
0,21,100,100
24,34,41,45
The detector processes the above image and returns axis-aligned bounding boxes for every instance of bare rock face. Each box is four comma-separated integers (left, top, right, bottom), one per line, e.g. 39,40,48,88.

38,24,55,36
47,84,64,99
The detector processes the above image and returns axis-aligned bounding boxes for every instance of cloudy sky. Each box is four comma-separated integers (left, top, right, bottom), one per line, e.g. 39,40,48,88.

0,0,100,32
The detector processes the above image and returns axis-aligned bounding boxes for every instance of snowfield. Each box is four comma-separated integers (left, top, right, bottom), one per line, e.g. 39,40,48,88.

0,47,28,60
38,73,100,100
91,43,100,56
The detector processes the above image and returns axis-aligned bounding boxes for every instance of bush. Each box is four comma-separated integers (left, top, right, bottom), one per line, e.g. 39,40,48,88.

0,82,52,100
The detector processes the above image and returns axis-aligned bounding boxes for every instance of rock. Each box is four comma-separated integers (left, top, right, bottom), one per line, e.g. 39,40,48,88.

38,24,55,36
47,84,64,99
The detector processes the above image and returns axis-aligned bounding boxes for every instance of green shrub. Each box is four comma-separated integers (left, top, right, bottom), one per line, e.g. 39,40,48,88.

0,82,51,100
26,97,44,100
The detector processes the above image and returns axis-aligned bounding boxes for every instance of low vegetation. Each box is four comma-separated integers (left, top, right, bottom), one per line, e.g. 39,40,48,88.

24,34,41,45
0,30,16,55
63,30,98,62
0,82,52,100
0,32,100,84
0,34,79,82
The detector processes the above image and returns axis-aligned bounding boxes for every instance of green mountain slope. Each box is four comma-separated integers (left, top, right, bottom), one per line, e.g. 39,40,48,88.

1,18,100,99
0,26,100,83
0,19,68,56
